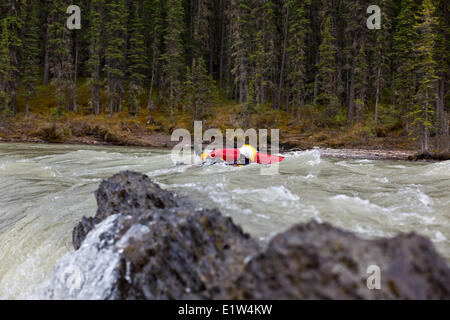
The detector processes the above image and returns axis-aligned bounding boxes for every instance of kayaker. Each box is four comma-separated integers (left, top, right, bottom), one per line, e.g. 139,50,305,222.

200,145,284,166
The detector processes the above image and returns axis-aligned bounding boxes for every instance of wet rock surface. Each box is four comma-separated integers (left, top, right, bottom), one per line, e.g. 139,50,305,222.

61,171,450,300
224,222,450,299
65,171,258,299
73,171,178,250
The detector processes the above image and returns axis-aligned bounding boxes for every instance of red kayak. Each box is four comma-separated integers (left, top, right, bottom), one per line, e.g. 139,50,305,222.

209,149,240,162
256,152,285,164
206,148,284,165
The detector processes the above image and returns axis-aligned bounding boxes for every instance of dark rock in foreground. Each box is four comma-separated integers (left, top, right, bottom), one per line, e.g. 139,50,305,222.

57,171,450,300
225,223,450,299
112,207,259,299
65,171,258,299
73,171,178,250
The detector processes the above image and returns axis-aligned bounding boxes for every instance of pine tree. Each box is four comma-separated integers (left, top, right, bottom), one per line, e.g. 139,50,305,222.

435,0,450,151
371,0,393,123
276,0,289,110
127,1,147,116
393,0,418,133
145,0,164,110
87,0,103,116
0,1,23,115
286,0,311,118
185,57,216,120
252,29,265,109
317,14,339,120
254,0,277,106
71,23,80,114
412,0,438,153
354,42,368,121
228,0,252,104
0,18,12,113
344,0,367,123
192,0,212,60
162,0,185,117
42,1,51,86
218,0,229,91
21,0,41,117
104,0,127,115
48,0,73,116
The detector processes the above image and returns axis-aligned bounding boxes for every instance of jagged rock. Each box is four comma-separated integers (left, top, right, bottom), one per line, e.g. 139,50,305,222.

72,216,97,251
58,171,258,299
53,171,450,300
73,171,178,249
115,207,258,299
224,222,450,299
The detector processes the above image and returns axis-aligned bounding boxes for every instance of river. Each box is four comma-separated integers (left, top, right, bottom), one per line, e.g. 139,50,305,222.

0,143,449,299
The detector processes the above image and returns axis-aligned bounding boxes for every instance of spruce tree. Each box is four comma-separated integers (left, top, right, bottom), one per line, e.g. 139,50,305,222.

276,0,289,110
412,0,438,153
252,29,265,109
435,0,450,151
393,0,418,133
354,42,368,121
0,1,23,115
317,15,338,120
286,0,311,118
162,0,185,117
87,0,103,116
48,0,73,116
104,0,127,115
185,57,216,120
344,0,367,123
0,18,11,113
21,0,40,117
127,2,147,116
145,0,164,110
192,0,212,60
228,0,252,104
371,0,393,123
254,0,277,106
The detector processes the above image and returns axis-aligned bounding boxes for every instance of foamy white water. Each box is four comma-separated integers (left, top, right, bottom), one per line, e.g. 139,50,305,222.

0,143,449,299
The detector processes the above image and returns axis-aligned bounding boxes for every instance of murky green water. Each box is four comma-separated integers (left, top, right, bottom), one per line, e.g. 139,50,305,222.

0,143,449,299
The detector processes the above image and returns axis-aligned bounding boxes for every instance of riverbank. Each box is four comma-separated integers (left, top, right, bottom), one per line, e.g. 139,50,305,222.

0,131,176,148
1,111,448,161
